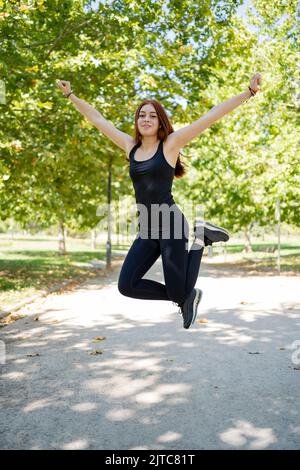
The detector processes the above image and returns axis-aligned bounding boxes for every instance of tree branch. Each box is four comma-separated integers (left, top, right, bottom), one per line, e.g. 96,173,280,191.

46,18,94,58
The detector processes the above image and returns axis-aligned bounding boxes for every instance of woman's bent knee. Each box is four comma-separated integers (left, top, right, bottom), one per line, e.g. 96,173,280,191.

118,276,132,297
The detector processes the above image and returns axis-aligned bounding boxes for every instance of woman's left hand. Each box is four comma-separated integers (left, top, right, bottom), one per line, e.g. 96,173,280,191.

250,72,262,92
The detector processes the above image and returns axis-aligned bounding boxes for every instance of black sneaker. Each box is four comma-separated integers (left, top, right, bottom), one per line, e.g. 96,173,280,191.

194,220,230,245
182,288,203,329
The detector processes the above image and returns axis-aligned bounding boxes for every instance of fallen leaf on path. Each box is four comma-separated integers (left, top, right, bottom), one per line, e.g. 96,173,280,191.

279,347,285,350
248,352,261,355
89,349,103,355
26,353,40,357
92,336,106,342
197,318,208,324
11,314,24,320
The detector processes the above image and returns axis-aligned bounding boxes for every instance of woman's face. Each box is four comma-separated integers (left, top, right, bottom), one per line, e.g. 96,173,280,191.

137,104,160,137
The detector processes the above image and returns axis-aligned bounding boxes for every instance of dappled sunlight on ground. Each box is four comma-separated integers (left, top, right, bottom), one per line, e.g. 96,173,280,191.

219,420,277,449
0,258,299,449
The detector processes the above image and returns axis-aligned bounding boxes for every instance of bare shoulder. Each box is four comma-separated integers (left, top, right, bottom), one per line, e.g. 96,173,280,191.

124,136,136,159
163,133,183,168
164,133,181,152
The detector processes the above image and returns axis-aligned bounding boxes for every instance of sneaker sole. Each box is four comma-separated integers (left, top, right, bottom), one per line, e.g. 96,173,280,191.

183,289,196,329
191,288,203,325
194,221,230,243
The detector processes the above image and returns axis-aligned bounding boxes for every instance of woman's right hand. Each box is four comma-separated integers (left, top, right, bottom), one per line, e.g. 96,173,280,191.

249,73,262,93
56,80,72,96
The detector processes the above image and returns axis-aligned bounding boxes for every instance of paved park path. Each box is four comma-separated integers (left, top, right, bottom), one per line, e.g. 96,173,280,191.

0,255,299,450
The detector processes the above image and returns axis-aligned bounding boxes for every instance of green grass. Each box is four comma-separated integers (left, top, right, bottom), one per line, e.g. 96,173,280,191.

0,249,109,310
0,234,121,310
206,241,300,273
225,242,300,254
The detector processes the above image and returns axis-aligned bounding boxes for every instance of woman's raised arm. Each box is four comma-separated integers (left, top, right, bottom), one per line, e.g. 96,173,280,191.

167,72,263,150
56,80,134,153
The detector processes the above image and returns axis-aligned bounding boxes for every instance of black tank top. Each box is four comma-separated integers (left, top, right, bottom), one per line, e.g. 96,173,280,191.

129,140,185,237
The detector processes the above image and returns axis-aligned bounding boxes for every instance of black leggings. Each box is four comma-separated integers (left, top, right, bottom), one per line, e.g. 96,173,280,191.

118,215,204,306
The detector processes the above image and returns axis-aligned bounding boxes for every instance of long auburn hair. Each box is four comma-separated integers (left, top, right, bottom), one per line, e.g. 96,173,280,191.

126,98,187,178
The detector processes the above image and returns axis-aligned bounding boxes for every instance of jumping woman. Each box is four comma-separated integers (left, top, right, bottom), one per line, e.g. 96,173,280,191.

57,72,262,329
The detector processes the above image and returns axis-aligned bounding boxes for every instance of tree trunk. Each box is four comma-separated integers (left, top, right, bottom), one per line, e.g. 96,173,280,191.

58,220,66,255
244,223,253,253
91,227,97,250
106,156,113,270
